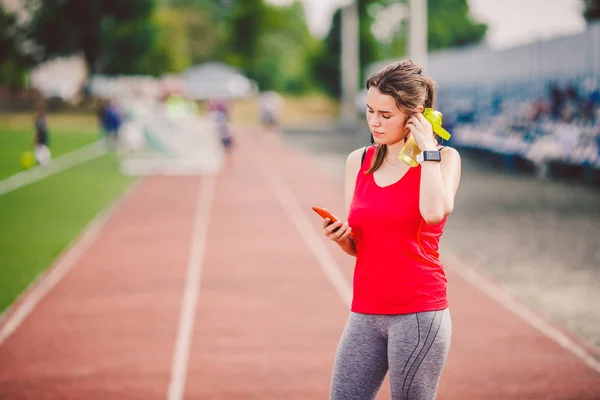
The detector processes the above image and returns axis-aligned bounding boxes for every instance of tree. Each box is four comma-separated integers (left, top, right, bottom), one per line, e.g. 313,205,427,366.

251,1,319,93
26,0,158,76
314,0,488,98
225,0,265,77
161,0,227,64
0,6,34,89
426,0,487,50
313,0,380,98
141,8,192,75
218,0,318,93
313,10,342,97
583,0,600,21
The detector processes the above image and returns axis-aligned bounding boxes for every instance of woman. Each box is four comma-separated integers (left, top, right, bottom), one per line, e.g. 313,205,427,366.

322,60,461,399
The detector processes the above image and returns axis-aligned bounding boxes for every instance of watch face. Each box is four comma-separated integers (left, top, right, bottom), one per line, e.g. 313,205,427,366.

425,151,441,161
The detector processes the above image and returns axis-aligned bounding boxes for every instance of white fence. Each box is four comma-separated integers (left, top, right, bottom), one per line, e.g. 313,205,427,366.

368,21,600,89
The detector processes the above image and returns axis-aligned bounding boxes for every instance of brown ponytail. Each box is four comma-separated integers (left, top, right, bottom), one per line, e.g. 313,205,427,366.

424,79,435,109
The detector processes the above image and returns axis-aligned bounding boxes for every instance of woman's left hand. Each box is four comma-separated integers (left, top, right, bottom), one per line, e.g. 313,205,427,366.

405,113,438,152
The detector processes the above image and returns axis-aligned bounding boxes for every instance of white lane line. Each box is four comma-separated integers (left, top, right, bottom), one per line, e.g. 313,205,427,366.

256,159,352,306
168,176,217,400
0,141,108,196
445,252,600,374
0,179,142,346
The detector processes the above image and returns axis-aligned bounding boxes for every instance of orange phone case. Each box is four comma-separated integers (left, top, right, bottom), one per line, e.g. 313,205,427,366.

312,206,353,238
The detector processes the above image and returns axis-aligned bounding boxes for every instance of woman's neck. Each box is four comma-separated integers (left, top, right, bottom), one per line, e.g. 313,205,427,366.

384,140,408,166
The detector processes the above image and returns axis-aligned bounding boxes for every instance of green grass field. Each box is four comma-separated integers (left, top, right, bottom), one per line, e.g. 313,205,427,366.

0,112,135,314
0,113,101,180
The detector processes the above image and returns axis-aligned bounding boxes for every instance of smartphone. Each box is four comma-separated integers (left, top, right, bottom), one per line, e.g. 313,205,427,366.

312,206,353,238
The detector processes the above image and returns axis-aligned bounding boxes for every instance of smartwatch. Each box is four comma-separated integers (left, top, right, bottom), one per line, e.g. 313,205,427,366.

416,150,442,163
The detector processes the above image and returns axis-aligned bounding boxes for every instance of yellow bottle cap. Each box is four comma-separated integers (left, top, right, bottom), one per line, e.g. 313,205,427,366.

423,108,451,141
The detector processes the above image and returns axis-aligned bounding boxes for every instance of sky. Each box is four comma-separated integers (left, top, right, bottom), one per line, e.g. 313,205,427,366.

267,0,588,50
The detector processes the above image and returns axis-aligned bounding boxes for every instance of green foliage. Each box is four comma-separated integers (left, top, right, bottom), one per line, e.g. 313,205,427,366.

0,6,34,88
222,0,318,94
103,18,158,75
358,0,381,76
257,1,319,93
226,0,264,73
180,8,221,64
145,8,192,74
25,0,227,75
313,9,342,97
583,0,600,21
27,0,159,75
4,0,491,95
427,0,487,50
15,0,319,92
163,0,233,64
314,0,488,98
313,0,380,98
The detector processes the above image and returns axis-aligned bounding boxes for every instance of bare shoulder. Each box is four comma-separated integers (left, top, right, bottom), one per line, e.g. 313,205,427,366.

346,146,367,170
348,146,367,161
441,146,461,163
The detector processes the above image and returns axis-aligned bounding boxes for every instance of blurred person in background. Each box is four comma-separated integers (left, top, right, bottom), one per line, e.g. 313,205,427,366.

208,97,233,153
258,90,282,129
33,103,51,166
98,99,123,148
97,100,107,136
549,83,565,120
321,60,461,400
582,77,600,122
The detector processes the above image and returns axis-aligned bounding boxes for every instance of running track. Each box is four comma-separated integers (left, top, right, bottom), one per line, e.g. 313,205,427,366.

0,128,599,399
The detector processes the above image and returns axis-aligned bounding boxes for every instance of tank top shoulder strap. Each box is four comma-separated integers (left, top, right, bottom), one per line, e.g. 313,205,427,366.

360,145,376,171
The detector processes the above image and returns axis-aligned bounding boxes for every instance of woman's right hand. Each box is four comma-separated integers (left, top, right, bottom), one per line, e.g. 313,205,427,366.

322,218,352,244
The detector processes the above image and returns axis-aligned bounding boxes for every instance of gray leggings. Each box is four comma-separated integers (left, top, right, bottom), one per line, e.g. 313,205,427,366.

330,309,451,400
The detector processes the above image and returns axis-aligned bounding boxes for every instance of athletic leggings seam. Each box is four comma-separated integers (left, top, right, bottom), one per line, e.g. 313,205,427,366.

402,314,421,375
330,311,451,400
405,310,444,400
402,311,437,391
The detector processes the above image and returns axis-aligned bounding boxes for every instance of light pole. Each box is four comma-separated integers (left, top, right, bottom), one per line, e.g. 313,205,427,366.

339,0,359,130
408,0,428,71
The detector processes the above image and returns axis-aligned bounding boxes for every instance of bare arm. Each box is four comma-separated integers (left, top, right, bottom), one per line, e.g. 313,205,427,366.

419,147,462,225
405,113,462,225
344,147,365,215
321,147,365,257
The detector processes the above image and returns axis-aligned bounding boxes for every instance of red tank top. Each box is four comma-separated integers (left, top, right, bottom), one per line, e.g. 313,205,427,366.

347,146,448,314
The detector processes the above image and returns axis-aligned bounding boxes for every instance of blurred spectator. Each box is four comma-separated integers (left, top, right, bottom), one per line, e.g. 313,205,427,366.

208,98,233,152
549,83,565,119
582,78,600,122
33,104,51,166
208,97,229,117
491,91,503,115
98,99,123,147
258,91,282,128
530,98,549,122
445,78,600,182
560,84,580,122
555,120,581,159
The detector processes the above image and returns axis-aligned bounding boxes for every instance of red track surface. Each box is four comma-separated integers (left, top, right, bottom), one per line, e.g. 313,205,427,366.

0,129,598,399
